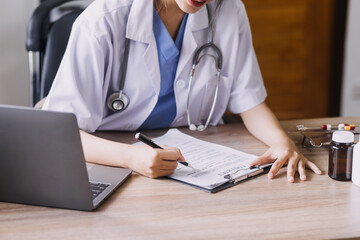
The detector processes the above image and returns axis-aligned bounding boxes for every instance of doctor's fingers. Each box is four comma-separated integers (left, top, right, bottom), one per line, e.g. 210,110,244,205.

150,168,177,178
268,155,288,180
298,158,307,181
286,152,302,183
146,148,180,168
291,156,322,182
159,147,185,162
159,159,179,170
145,158,177,178
305,159,322,175
250,150,273,166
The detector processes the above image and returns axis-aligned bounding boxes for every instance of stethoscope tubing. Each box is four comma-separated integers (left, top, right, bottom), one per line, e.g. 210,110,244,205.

109,5,223,132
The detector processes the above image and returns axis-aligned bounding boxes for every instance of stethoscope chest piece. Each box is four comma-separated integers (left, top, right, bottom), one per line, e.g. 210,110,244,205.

107,91,130,112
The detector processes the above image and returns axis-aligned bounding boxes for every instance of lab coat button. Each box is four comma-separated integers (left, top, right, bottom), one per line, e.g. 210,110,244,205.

176,80,186,89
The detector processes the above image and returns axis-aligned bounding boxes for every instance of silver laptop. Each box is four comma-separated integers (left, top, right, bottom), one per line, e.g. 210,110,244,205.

0,104,132,211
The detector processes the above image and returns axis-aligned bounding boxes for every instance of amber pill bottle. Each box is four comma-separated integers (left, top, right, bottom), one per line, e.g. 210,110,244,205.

329,131,354,181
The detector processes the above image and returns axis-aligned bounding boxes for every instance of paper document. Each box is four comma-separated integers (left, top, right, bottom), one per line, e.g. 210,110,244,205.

140,129,263,191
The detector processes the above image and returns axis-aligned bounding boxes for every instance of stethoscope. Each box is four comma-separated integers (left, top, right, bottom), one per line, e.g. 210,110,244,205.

107,5,223,131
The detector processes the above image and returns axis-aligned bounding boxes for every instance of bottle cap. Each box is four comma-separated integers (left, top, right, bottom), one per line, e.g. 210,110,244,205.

332,131,354,143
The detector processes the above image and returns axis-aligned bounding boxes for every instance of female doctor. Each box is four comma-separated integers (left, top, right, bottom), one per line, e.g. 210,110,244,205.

42,0,322,181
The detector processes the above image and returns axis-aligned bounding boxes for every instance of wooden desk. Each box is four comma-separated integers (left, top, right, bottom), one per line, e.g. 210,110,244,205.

1,118,360,240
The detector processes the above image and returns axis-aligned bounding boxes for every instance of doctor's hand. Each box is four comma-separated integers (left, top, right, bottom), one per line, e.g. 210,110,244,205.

129,145,185,179
250,139,322,183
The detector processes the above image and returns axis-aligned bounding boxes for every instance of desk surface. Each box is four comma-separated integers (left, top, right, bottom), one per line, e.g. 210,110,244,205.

1,117,360,240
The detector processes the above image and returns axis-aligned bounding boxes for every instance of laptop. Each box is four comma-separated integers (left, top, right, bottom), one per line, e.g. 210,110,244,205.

0,104,132,211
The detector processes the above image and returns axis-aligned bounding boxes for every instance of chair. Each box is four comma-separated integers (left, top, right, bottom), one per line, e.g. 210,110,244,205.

26,0,86,106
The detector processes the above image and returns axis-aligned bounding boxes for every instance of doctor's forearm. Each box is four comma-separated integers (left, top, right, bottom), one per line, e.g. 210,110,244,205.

239,102,292,147
79,130,182,178
79,130,132,168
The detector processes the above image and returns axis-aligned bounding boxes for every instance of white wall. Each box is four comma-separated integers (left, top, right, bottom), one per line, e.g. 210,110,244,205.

0,0,38,106
341,0,360,116
0,0,92,107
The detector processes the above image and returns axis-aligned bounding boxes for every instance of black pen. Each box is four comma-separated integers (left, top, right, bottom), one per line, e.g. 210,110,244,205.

135,132,195,169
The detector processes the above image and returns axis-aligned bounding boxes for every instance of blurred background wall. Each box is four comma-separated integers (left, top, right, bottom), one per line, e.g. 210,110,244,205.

341,0,360,117
0,0,92,107
0,0,38,106
0,0,358,119
243,0,349,119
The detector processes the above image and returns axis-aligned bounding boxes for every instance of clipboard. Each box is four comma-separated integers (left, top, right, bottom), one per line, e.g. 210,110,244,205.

168,163,273,193
135,129,274,193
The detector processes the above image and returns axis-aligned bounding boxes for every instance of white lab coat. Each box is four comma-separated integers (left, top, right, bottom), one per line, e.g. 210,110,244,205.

43,0,267,132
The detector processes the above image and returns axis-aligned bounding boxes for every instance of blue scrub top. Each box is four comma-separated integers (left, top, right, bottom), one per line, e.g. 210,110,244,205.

139,9,189,130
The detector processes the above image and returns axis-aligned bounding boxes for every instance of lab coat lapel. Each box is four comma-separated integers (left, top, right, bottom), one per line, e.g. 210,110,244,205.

126,0,161,96
175,6,209,80
126,0,153,43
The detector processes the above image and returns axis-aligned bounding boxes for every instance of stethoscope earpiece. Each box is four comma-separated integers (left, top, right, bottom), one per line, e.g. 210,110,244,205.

197,125,205,131
189,124,206,131
189,124,197,131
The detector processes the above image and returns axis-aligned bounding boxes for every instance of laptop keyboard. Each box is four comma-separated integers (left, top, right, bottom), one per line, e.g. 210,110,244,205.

90,182,110,200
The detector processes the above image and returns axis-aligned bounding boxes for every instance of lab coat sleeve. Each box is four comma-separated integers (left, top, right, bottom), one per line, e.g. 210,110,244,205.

43,19,106,132
226,1,267,114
